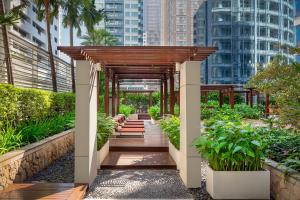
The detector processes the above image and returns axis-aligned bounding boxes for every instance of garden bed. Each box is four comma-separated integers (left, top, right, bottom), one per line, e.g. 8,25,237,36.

0,129,74,190
264,159,300,200
97,141,110,169
169,141,180,170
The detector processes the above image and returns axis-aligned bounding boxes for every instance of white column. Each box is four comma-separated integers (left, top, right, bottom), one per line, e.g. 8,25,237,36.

74,60,98,185
179,61,202,188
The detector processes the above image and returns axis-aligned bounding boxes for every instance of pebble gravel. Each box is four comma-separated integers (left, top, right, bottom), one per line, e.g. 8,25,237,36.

85,169,194,199
25,151,74,183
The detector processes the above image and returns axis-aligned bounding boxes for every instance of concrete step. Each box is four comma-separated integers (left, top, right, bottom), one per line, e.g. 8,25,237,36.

101,152,176,170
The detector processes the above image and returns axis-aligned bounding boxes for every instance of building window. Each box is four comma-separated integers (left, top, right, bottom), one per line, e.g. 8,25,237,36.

270,28,279,38
54,25,58,31
54,37,57,43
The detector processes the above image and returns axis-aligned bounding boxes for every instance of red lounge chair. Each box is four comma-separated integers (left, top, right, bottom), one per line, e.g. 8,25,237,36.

117,127,145,135
126,120,144,122
122,124,144,128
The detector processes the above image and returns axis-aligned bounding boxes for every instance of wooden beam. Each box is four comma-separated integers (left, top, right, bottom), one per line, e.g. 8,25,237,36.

164,75,168,114
219,90,224,108
249,88,253,108
149,92,153,108
117,79,120,114
229,87,235,109
112,73,116,117
265,94,270,116
160,80,163,116
104,69,110,116
170,71,175,115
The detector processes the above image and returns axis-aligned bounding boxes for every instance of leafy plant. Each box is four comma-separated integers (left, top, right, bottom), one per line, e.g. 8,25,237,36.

160,116,180,150
119,104,135,117
148,106,160,120
258,127,300,172
97,113,116,150
247,56,300,129
233,104,263,119
194,120,265,171
0,124,23,155
18,112,75,144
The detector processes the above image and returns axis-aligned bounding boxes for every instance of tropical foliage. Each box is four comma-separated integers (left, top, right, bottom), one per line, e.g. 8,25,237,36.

0,0,29,25
160,116,180,150
81,29,117,46
34,0,60,91
97,114,116,150
148,106,160,120
194,120,265,171
119,104,135,117
247,56,300,129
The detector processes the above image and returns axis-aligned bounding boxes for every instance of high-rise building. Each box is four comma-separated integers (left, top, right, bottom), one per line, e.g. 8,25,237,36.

5,0,60,56
296,1,300,61
161,0,203,46
143,0,161,46
194,0,296,84
96,0,143,46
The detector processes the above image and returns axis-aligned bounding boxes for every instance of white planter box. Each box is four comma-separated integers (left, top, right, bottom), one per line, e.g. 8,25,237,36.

97,141,110,169
206,166,270,199
168,141,180,170
150,118,156,124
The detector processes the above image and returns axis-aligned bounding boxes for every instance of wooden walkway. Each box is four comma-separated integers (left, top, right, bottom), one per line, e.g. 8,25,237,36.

102,121,176,169
0,183,87,200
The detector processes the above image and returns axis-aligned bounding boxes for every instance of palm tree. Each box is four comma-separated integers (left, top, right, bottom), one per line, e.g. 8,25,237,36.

61,0,104,93
80,0,104,34
33,0,59,92
0,0,29,84
61,0,80,93
81,29,117,46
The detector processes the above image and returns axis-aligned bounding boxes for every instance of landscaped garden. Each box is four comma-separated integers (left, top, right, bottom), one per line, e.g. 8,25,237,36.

0,83,116,155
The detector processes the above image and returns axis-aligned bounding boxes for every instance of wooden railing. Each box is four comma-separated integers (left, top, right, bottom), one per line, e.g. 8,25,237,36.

0,29,72,92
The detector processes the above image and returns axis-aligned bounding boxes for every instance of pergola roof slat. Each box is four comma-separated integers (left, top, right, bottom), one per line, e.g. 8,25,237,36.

58,46,217,79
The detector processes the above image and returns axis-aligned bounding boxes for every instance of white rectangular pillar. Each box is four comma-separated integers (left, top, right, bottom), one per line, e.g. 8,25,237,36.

179,61,202,188
74,60,98,185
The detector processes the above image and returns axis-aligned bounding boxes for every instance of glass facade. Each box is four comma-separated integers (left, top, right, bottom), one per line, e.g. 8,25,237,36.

194,0,296,84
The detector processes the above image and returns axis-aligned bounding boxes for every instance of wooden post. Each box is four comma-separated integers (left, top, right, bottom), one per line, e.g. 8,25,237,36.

219,90,224,107
249,88,253,108
229,87,234,109
123,91,126,104
164,75,168,114
149,92,153,108
257,92,260,105
97,71,99,112
246,92,249,105
160,80,164,116
117,79,120,114
170,71,175,115
265,93,270,116
104,69,110,116
111,73,116,116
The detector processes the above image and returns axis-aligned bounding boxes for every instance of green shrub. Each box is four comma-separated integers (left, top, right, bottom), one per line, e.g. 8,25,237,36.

152,92,160,106
50,92,75,114
174,104,180,116
160,116,180,150
17,112,75,144
119,104,135,117
0,124,23,155
234,104,263,119
0,84,75,128
194,120,265,171
97,114,116,150
148,106,160,120
126,93,148,108
258,127,300,172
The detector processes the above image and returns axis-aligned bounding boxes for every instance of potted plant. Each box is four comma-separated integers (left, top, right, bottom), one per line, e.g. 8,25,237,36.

148,105,160,124
96,114,116,169
194,120,270,199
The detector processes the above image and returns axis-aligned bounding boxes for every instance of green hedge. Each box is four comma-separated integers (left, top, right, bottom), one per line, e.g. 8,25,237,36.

97,114,116,150
0,84,75,129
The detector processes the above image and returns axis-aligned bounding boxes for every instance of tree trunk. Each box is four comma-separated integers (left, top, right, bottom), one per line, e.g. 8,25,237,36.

46,7,57,92
0,0,13,84
69,24,75,93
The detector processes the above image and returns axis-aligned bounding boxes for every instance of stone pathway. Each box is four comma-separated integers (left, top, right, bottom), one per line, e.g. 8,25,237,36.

85,170,193,199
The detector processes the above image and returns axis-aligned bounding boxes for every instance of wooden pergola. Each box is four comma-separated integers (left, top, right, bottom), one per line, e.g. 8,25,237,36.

58,46,217,188
59,46,217,116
